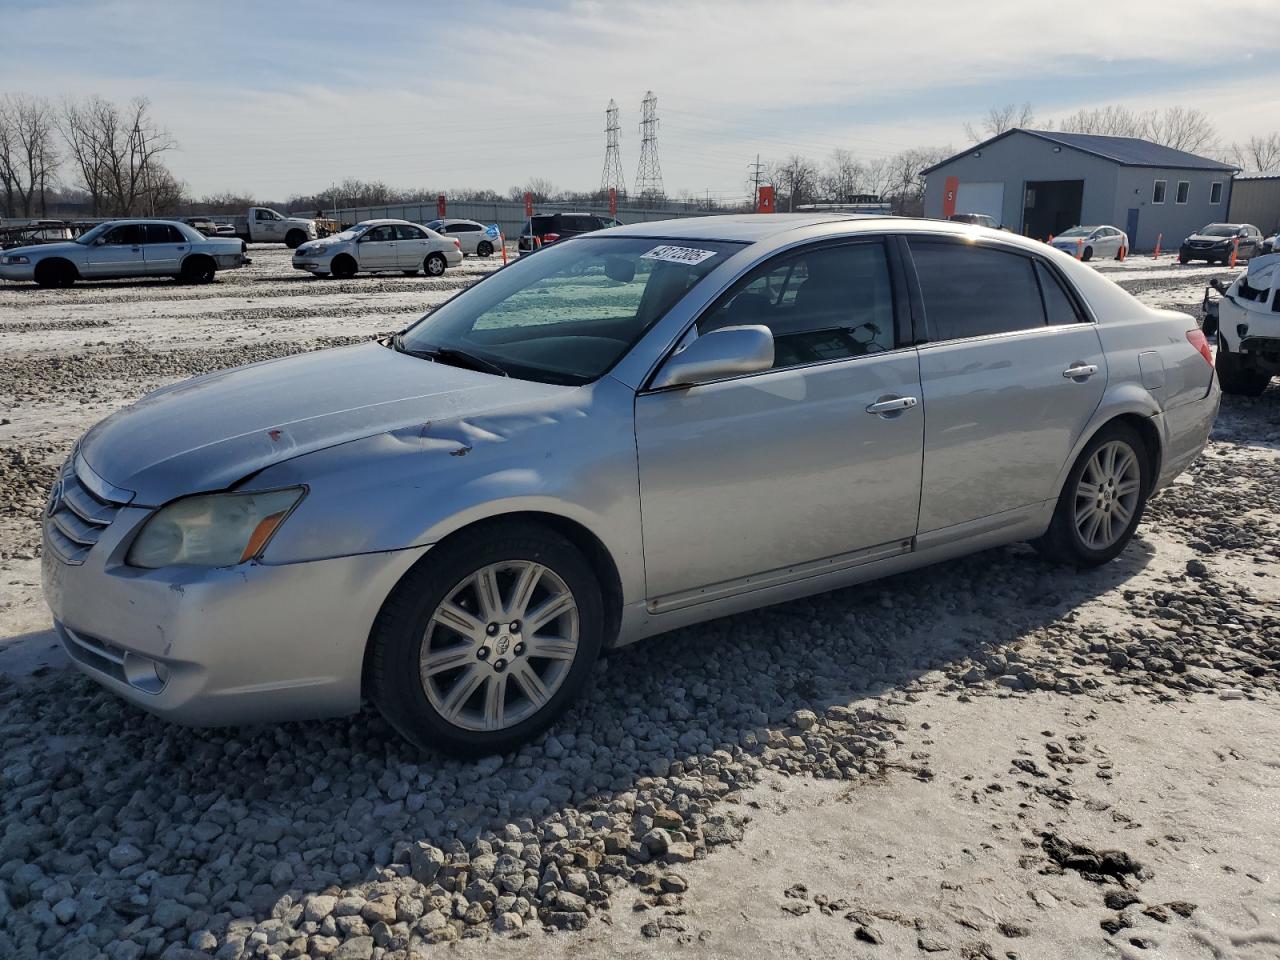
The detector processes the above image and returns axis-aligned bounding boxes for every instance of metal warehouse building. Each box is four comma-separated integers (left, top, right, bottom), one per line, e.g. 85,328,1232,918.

1227,170,1280,236
922,129,1238,251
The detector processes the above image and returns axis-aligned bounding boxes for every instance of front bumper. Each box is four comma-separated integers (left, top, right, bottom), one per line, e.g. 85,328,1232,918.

1180,245,1232,261
43,504,430,725
0,262,37,282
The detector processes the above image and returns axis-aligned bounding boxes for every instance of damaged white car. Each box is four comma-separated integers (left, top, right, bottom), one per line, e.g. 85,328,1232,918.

1213,253,1280,395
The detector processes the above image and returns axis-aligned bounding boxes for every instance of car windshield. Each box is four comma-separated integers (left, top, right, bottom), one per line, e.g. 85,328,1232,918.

1057,226,1093,238
1200,224,1238,237
398,236,742,385
74,223,114,245
425,220,443,230
329,224,371,242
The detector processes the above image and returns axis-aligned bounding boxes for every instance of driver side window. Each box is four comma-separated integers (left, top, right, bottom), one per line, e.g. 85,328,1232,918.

697,241,896,369
103,225,144,246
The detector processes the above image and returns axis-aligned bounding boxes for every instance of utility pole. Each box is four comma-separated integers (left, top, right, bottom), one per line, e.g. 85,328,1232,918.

600,99,626,198
748,154,763,209
635,91,664,199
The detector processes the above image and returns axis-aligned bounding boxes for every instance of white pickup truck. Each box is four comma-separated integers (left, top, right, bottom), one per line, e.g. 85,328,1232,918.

230,207,322,248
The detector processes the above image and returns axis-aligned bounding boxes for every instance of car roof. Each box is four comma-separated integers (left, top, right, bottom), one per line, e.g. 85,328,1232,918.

354,218,416,226
605,213,892,243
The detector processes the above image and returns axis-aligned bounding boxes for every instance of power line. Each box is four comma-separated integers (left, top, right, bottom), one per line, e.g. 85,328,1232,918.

635,91,664,197
600,99,626,196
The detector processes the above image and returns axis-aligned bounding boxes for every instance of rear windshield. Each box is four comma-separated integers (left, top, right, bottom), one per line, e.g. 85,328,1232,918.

400,236,742,384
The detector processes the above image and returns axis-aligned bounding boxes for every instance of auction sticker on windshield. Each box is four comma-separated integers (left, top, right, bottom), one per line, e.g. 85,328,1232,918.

641,244,719,266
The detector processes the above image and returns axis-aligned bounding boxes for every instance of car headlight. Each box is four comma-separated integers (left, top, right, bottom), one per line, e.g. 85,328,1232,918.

1,255,31,264
127,487,305,569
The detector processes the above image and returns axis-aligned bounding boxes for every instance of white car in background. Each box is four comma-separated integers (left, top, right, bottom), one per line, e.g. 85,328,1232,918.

292,220,463,278
425,218,500,257
1050,225,1129,262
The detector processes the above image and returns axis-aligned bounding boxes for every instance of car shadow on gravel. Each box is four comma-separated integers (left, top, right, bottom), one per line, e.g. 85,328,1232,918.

0,531,1160,956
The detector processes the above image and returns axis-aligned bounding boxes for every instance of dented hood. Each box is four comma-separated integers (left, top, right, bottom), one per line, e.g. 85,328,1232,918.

79,341,567,504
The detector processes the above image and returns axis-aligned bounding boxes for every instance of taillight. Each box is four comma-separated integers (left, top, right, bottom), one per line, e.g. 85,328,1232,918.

542,233,560,244
1186,329,1213,366
453,239,461,249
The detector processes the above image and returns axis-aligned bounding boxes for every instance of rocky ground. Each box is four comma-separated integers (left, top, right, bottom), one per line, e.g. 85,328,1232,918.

0,248,1277,959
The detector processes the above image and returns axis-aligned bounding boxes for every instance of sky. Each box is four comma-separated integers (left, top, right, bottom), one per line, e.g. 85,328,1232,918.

3,0,1279,204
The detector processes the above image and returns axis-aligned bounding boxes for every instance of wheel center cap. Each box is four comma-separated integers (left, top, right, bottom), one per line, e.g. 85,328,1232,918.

495,635,510,656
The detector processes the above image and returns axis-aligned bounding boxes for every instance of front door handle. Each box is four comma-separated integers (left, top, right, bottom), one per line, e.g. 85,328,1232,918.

1063,364,1099,380
866,396,918,416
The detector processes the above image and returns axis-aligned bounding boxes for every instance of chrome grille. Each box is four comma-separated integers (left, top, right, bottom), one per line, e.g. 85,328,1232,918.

44,456,129,565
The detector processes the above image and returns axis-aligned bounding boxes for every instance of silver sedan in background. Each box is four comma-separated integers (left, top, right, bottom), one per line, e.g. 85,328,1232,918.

425,218,501,256
0,220,248,286
1050,225,1129,261
44,216,1218,756
292,219,463,278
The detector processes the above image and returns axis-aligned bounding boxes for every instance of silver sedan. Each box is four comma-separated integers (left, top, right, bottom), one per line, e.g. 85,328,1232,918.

0,220,247,286
44,216,1219,755
292,219,463,278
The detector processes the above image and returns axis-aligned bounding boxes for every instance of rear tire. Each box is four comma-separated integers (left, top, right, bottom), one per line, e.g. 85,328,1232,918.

477,240,494,257
1216,339,1272,396
1034,422,1149,568
424,253,447,276
285,230,306,249
178,256,216,284
330,255,357,279
368,521,604,757
34,259,76,288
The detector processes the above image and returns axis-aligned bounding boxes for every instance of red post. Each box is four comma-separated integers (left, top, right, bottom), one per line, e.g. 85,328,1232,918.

609,187,617,218
524,192,533,218
1229,237,1239,268
436,194,446,218
500,232,507,265
1153,234,1162,259
942,175,959,218
756,185,776,213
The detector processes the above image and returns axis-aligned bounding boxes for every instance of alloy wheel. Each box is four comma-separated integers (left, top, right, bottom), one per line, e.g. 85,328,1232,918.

1074,440,1141,550
420,561,579,732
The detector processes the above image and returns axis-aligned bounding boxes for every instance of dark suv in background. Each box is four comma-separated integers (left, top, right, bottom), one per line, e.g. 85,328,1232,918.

517,212,622,254
1179,222,1265,264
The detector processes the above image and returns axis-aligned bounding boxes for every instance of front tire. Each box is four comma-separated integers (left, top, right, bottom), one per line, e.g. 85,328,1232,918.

330,255,357,279
477,240,494,257
369,522,604,757
1081,245,1093,262
285,230,307,249
424,253,447,276
1216,339,1272,396
1034,423,1149,567
34,259,76,288
1178,253,1190,264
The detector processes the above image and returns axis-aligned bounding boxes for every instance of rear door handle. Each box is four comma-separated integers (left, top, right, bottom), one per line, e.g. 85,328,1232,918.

866,396,918,415
1063,364,1099,380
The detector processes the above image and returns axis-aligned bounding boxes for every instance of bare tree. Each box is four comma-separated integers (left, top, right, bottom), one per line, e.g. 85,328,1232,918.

0,93,60,217
821,148,865,202
1227,133,1280,173
507,178,558,203
1146,107,1217,155
1055,104,1218,155
884,146,952,216
965,102,1035,143
58,95,177,216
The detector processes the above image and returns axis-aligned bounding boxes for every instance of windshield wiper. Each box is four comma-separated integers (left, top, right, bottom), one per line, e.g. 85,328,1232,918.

391,334,508,377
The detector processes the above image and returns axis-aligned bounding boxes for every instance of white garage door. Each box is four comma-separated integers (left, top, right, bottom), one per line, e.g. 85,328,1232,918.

955,182,1005,225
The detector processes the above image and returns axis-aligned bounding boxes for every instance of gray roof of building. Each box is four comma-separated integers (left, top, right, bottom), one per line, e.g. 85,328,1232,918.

923,128,1239,176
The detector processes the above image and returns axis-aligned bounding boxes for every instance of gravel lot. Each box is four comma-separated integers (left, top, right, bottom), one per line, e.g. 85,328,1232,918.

1,247,1277,959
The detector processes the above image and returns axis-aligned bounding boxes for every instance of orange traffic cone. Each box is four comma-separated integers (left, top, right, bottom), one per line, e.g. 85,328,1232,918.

1118,245,1126,262
501,232,508,266
1229,238,1239,268
1153,234,1162,259
1075,238,1083,260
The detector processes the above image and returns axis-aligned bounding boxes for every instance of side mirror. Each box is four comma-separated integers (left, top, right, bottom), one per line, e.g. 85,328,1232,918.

650,325,774,390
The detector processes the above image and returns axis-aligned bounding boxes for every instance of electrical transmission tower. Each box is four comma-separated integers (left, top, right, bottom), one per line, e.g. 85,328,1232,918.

635,91,664,198
600,99,626,197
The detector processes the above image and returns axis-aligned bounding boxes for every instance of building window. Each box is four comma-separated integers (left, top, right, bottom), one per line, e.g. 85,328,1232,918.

1210,181,1223,204
1152,180,1166,204
1175,181,1190,204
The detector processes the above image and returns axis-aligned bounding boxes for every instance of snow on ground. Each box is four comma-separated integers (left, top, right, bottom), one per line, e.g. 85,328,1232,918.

0,243,1277,960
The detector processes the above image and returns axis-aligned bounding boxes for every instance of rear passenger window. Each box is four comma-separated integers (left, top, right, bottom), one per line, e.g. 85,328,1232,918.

699,241,895,369
908,241,1046,341
144,224,183,244
1034,261,1082,326
396,224,426,240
